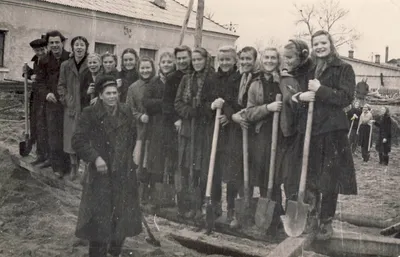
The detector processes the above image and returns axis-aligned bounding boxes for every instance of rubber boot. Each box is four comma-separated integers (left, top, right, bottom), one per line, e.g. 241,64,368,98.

316,218,334,240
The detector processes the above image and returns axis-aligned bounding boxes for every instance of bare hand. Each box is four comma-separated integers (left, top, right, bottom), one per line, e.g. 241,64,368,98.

368,120,375,126
299,91,316,102
219,114,229,126
232,112,249,129
383,138,387,143
90,97,98,105
267,101,283,112
174,119,182,133
116,79,122,88
31,74,37,82
46,93,57,103
87,83,95,95
308,79,321,92
140,114,149,123
95,156,107,174
211,98,225,110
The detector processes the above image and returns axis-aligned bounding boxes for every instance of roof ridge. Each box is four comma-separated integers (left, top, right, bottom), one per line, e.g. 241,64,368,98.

341,56,400,71
171,0,234,34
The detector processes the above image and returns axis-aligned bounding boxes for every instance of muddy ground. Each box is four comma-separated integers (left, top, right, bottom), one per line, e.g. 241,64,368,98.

0,92,399,256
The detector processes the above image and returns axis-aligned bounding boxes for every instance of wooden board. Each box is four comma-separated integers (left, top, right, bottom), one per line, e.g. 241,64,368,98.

267,233,315,257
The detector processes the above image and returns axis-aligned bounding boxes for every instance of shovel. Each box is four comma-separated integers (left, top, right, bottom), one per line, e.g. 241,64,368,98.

368,122,373,152
347,119,354,139
255,94,282,231
235,126,253,227
205,107,222,234
281,100,314,237
19,62,33,157
150,159,176,208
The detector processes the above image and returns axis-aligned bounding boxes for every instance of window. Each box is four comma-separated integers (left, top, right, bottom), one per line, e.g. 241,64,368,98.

140,48,157,61
0,31,5,67
95,42,115,55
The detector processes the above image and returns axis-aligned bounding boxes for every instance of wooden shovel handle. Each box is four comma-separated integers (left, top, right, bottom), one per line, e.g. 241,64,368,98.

368,123,373,151
205,108,221,198
266,94,282,199
298,101,314,202
242,127,249,200
189,98,197,185
137,122,148,174
23,63,29,134
347,119,354,139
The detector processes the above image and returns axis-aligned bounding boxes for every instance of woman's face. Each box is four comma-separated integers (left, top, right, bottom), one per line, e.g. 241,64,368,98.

381,106,387,115
73,39,86,59
262,50,279,72
239,51,256,73
283,48,301,72
139,61,153,79
312,35,331,58
122,52,136,70
362,106,369,113
160,55,175,74
192,52,206,72
103,56,116,73
218,52,236,72
88,57,101,74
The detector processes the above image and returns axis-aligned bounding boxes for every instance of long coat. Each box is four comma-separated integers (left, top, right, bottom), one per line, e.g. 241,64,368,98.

375,115,392,153
72,101,142,242
142,77,166,174
118,69,139,103
58,57,90,154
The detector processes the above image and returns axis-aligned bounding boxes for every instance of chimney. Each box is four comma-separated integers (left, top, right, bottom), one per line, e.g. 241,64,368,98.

385,46,389,63
153,0,166,9
348,50,354,58
375,54,380,64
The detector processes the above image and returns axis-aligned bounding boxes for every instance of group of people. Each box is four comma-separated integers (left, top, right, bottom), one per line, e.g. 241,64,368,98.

347,102,392,164
24,28,394,257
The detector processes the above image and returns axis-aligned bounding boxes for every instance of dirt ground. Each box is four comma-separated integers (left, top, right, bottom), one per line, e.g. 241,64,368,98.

0,92,399,256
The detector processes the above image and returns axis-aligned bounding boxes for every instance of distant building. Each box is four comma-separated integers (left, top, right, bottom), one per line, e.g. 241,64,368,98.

387,58,400,67
343,50,400,90
0,0,238,81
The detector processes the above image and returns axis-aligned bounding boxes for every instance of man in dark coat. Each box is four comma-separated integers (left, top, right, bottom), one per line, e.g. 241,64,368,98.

23,38,50,165
161,45,193,214
72,75,142,257
346,100,362,153
40,30,71,176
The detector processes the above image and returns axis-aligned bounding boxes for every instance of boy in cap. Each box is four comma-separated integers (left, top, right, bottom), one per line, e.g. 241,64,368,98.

23,38,50,166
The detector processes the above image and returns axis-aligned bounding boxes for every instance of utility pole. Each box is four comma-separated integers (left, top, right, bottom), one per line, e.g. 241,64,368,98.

194,0,205,48
179,0,194,45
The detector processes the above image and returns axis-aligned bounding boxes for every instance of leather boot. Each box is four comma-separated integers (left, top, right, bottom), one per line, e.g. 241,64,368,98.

69,164,78,181
31,155,47,165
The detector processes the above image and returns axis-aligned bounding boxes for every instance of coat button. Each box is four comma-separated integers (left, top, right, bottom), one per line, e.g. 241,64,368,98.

106,141,110,145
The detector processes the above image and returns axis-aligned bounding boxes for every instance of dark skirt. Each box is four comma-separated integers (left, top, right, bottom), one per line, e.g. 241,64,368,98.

146,114,166,174
292,130,357,195
358,124,372,150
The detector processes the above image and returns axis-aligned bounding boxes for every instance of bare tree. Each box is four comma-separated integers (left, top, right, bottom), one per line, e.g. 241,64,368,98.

205,8,214,20
253,37,281,53
293,0,361,49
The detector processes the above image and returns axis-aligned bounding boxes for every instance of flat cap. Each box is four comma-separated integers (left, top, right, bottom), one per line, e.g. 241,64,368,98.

29,38,47,48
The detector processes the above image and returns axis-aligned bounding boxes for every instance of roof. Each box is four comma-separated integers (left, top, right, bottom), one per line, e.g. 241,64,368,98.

341,56,400,72
37,0,237,37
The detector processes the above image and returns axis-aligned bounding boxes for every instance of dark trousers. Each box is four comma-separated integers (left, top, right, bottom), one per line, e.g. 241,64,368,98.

226,182,238,210
349,130,358,153
307,189,338,222
30,92,49,158
89,239,124,257
379,152,389,165
46,104,70,173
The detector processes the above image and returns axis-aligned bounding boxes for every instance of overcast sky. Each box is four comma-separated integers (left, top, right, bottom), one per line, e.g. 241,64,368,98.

178,0,400,61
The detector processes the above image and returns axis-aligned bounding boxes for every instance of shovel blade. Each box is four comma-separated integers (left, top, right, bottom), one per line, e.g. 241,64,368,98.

205,201,214,234
255,198,276,230
19,140,32,157
281,200,309,237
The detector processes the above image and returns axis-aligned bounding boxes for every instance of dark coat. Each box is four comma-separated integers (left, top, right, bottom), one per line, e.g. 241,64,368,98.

142,77,166,174
347,107,362,130
210,68,243,185
375,115,392,153
297,57,356,135
118,69,139,103
72,101,142,242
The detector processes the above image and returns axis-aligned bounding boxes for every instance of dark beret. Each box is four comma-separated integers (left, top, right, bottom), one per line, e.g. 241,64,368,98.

29,38,47,48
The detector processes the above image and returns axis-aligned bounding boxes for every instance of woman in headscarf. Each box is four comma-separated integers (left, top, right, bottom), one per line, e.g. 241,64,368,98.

118,48,139,103
373,106,392,165
174,47,215,220
126,57,156,204
57,36,90,180
291,30,357,240
142,51,176,204
357,104,373,162
242,47,283,234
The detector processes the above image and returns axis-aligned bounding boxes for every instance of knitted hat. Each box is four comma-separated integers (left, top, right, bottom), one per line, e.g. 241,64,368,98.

288,39,309,60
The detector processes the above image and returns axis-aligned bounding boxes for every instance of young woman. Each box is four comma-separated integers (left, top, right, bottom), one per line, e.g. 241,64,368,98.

291,30,357,240
142,52,176,202
357,104,373,161
83,53,102,105
347,100,362,153
174,47,215,220
101,52,119,78
72,74,142,257
373,106,392,165
230,46,259,228
119,48,139,103
243,47,283,235
126,57,156,204
210,46,242,223
57,36,90,180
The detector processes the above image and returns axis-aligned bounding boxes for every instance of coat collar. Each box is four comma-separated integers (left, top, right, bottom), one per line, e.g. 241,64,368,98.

94,101,130,133
310,55,343,71
67,56,88,77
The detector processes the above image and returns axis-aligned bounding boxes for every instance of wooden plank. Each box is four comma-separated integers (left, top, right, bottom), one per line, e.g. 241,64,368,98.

335,212,399,229
266,233,315,257
312,231,400,257
381,222,400,236
194,0,205,48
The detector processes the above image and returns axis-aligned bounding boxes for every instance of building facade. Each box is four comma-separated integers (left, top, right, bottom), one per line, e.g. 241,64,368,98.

0,0,238,81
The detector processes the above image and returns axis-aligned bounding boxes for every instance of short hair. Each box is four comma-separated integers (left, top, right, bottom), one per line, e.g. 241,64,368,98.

101,52,118,67
217,45,237,60
70,36,89,52
87,53,101,62
238,46,257,60
120,48,139,69
45,30,66,43
95,74,118,95
174,45,192,57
